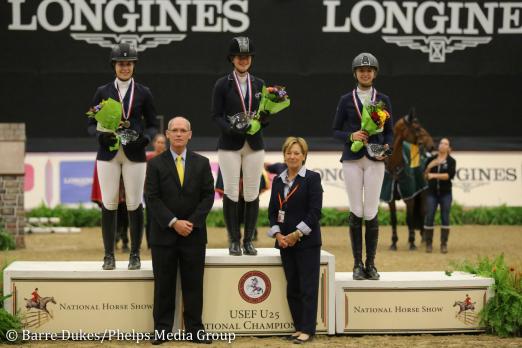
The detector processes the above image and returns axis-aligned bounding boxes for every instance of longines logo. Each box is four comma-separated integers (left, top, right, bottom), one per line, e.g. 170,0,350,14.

7,0,250,51
322,0,522,63
454,167,517,192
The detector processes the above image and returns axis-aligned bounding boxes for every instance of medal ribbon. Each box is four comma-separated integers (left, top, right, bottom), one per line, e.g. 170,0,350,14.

114,78,135,122
352,87,376,119
278,184,300,210
232,71,252,115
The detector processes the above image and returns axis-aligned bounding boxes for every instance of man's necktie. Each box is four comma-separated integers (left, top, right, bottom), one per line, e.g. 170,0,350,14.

176,156,184,186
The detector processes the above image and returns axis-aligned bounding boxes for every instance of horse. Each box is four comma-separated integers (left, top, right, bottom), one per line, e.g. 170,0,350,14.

380,109,434,250
453,300,475,315
24,296,56,317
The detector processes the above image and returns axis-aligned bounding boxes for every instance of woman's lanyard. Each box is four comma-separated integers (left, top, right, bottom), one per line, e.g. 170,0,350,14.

114,78,135,127
277,183,299,223
232,70,252,115
352,87,376,119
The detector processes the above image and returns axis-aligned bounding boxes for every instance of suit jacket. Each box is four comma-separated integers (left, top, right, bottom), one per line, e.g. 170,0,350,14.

332,89,393,162
211,73,267,151
268,169,323,250
87,80,158,162
145,149,215,246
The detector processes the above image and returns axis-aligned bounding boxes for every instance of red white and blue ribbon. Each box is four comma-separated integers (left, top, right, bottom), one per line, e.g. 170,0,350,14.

114,78,135,121
232,70,252,115
352,87,376,119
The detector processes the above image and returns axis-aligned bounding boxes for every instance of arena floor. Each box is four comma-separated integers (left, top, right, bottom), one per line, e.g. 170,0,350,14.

3,225,522,347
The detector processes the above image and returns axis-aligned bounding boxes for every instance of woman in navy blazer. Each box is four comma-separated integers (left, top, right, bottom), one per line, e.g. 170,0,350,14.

268,137,323,344
212,37,268,257
87,43,158,271
332,52,393,281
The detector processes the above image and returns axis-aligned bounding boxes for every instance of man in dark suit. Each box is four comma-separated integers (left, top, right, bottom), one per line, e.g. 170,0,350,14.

145,116,214,345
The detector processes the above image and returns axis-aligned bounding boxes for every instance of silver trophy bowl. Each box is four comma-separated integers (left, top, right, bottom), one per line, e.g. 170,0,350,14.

116,128,139,145
366,143,391,158
227,111,257,132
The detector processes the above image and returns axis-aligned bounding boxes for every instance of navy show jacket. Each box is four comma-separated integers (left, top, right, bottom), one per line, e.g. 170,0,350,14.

211,73,266,151
87,80,158,162
268,169,323,250
332,89,393,162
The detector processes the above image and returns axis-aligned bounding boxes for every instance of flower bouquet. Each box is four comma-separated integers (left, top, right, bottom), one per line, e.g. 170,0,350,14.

246,85,290,135
86,98,123,151
229,86,291,136
351,99,391,156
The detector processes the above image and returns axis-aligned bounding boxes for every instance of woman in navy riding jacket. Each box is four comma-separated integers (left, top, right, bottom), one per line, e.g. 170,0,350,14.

332,52,393,280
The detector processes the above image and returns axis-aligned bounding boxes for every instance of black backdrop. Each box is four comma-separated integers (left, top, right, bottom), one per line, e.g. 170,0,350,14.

1,0,521,151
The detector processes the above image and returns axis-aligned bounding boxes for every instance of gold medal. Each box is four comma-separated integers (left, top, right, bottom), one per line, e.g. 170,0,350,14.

122,120,131,128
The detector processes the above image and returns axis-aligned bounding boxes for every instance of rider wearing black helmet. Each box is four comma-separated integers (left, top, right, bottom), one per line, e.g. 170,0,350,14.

87,42,158,270
332,52,393,280
211,36,268,256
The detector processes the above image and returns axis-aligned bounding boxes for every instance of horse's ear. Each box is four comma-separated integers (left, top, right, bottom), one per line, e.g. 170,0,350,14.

404,107,416,124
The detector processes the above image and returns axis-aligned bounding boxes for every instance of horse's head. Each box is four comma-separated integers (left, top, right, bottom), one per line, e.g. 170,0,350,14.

388,108,434,172
394,108,434,151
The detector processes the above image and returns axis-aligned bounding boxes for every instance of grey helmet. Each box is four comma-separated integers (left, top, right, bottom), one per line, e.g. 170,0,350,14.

110,43,138,63
352,52,379,71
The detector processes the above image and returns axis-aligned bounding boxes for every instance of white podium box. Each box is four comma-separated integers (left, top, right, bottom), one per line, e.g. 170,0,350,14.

335,272,494,334
201,249,335,335
3,249,336,335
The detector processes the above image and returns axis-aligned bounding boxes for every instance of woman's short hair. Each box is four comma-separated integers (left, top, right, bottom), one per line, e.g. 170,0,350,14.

282,137,309,164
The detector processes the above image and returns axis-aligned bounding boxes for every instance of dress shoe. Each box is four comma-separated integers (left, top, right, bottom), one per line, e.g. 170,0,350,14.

293,333,312,344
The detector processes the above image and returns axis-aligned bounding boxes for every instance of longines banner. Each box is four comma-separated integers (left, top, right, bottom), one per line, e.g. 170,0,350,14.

23,151,522,209
0,0,521,142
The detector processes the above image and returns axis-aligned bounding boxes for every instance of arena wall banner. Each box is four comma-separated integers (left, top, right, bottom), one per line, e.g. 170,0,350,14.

1,0,521,147
24,151,522,209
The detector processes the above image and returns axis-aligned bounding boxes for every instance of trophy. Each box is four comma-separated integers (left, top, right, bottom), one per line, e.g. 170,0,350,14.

366,143,392,158
227,111,257,132
116,128,139,145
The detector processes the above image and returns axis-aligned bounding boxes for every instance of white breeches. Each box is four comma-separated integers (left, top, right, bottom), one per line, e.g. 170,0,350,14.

218,142,265,202
342,156,385,220
97,148,146,211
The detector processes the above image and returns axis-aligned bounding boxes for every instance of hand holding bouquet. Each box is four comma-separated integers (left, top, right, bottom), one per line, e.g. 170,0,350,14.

351,100,390,153
245,85,291,135
86,98,122,151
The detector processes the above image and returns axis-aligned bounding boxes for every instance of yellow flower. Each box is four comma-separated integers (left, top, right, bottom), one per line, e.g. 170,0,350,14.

378,110,386,117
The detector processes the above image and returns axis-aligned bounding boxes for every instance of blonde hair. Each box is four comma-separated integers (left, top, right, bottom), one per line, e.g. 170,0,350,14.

282,137,309,164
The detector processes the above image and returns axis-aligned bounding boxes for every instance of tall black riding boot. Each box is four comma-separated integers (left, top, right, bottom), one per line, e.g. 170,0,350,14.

101,206,117,270
243,198,259,256
128,205,144,270
116,203,129,252
223,195,241,256
408,229,417,250
349,213,365,280
365,217,380,280
441,228,450,254
425,228,434,253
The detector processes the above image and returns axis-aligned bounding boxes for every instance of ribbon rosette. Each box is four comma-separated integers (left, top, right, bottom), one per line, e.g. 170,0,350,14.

351,100,390,153
86,98,123,151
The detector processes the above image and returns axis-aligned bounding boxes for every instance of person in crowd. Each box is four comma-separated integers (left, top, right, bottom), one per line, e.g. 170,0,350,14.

268,137,323,344
145,134,167,248
332,52,393,280
423,137,456,253
145,117,214,345
87,43,158,270
212,36,268,256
